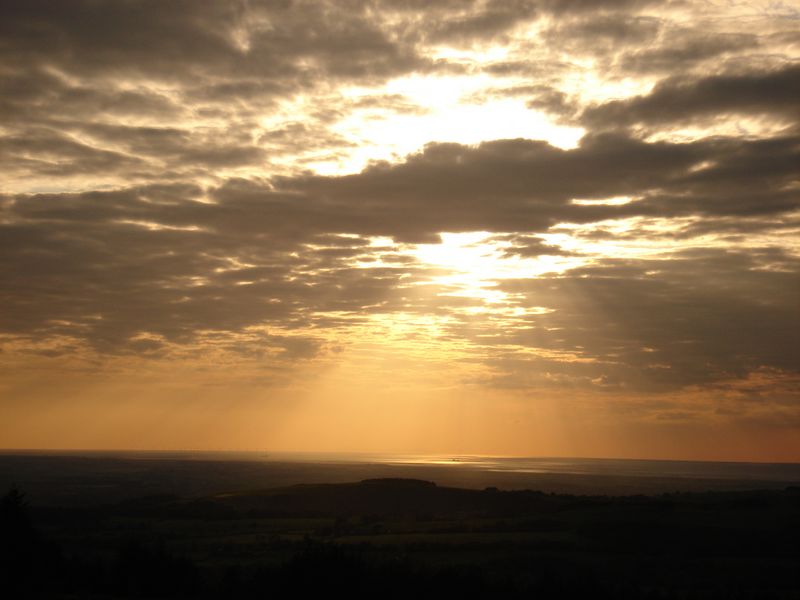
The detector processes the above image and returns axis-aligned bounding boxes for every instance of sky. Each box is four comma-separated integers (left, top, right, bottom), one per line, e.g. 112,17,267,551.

1,0,798,461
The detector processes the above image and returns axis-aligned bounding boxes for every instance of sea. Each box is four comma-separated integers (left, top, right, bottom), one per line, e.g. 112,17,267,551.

2,449,799,502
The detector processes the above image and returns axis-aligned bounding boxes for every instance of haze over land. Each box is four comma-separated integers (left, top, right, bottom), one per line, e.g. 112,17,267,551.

1,0,798,460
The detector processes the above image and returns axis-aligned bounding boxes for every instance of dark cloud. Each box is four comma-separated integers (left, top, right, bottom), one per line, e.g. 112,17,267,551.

619,30,759,73
0,127,150,178
0,68,185,123
0,207,431,354
565,13,662,42
582,64,800,129
279,131,799,236
524,86,580,119
539,15,760,76
490,234,578,258
0,0,426,84
424,1,538,45
536,0,656,13
542,13,663,56
485,249,800,392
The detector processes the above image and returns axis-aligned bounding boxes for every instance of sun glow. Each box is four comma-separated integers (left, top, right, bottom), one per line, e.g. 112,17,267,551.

276,73,585,176
410,232,579,305
318,102,582,175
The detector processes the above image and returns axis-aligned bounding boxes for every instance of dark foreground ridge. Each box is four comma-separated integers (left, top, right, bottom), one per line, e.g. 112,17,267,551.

3,478,800,599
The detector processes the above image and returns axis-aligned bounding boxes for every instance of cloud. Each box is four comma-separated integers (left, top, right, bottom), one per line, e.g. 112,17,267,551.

9,128,796,244
619,29,759,74
2,125,797,373
0,0,797,429
582,64,800,129
423,1,538,45
280,131,799,235
0,0,437,189
0,0,427,82
488,249,800,392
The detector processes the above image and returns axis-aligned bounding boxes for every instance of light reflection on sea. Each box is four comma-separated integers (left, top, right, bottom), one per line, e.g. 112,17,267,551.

264,452,800,483
4,449,799,484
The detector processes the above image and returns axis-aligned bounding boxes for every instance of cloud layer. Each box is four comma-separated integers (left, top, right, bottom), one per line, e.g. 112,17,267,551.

1,0,798,452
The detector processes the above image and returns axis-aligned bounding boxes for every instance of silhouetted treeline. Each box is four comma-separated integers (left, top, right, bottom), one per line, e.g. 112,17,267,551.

1,488,63,597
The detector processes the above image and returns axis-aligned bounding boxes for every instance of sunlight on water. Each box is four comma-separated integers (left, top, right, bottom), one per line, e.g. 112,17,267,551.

261,452,800,482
